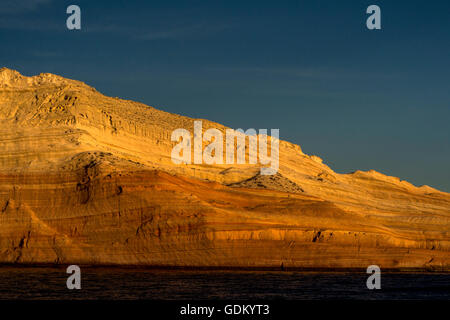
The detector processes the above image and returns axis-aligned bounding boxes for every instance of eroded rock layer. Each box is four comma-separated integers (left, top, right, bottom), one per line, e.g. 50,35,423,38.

0,68,449,269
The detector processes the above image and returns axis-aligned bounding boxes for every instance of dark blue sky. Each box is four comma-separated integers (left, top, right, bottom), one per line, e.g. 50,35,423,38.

1,0,449,191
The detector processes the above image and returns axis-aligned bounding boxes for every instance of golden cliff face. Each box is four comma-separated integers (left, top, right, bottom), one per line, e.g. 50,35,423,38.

0,68,449,269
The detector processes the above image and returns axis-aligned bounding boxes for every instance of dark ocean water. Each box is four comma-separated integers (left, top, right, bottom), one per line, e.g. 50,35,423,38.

0,267,448,300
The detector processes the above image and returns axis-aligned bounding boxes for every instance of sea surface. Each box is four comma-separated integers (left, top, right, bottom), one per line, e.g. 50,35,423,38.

0,267,448,300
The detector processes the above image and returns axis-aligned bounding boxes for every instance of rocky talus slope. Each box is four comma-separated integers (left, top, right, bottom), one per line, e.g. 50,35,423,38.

0,68,448,269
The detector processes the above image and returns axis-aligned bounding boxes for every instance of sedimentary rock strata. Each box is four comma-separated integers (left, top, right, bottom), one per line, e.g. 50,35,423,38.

0,68,448,269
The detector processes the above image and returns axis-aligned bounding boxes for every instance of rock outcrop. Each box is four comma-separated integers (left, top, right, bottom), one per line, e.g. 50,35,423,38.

0,68,449,269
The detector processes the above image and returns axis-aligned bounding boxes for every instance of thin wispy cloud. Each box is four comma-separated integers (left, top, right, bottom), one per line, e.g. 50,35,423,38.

0,0,58,31
206,66,401,80
0,1,233,40
0,17,60,31
85,22,233,41
136,23,232,40
0,17,230,38
134,24,205,40
0,0,53,14
31,50,63,58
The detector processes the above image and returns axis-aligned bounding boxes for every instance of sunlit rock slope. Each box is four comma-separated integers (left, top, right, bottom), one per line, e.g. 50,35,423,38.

0,68,448,269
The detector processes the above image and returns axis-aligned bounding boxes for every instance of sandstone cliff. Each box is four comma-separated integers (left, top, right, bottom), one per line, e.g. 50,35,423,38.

0,68,448,269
